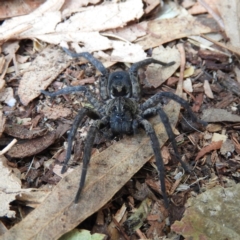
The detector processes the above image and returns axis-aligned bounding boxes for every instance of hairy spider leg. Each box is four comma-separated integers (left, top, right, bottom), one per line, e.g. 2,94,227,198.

62,47,109,100
157,108,190,172
41,86,101,109
129,59,176,99
75,118,108,203
142,107,190,173
139,118,169,208
141,92,208,127
61,108,90,174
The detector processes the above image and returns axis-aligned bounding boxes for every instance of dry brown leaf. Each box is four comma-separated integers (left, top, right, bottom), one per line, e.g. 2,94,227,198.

56,0,143,32
4,124,48,139
2,82,184,239
0,0,46,20
195,141,223,161
103,24,147,42
110,41,146,63
206,123,222,132
145,46,180,88
16,189,51,209
188,2,209,15
61,0,103,18
143,0,160,14
216,0,240,48
41,105,72,120
203,80,214,98
192,93,204,112
201,108,240,122
0,55,5,74
0,0,64,43
0,155,21,218
6,131,56,158
18,45,71,106
0,41,19,90
183,78,193,92
136,16,217,50
212,133,227,143
0,110,6,137
0,87,16,107
39,32,112,52
161,146,171,165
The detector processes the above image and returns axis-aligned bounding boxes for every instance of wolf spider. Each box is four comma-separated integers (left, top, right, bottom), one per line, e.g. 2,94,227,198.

41,48,207,208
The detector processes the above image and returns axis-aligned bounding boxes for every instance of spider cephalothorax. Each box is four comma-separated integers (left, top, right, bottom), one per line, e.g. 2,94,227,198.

41,48,207,208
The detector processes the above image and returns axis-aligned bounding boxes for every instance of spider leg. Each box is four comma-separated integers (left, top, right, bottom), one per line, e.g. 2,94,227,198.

142,107,190,172
61,108,90,174
138,117,169,208
129,59,175,99
41,86,101,109
141,92,207,126
62,47,109,100
75,118,108,203
157,108,190,172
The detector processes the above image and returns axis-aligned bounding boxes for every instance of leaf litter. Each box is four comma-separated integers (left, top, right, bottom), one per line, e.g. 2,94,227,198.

0,0,240,239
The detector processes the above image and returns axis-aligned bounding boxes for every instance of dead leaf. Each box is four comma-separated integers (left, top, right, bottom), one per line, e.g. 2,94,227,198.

4,124,48,139
2,85,183,239
41,105,72,120
56,0,144,32
143,0,160,14
6,131,56,158
136,16,218,50
16,189,51,208
203,80,214,98
145,46,181,88
59,229,107,240
217,70,240,97
192,93,204,112
183,78,193,92
38,32,112,52
0,0,64,44
103,24,147,42
110,41,146,63
220,139,235,155
0,41,19,90
124,198,152,235
0,55,5,74
0,110,6,137
61,0,101,18
212,133,227,143
0,87,16,107
171,183,240,239
0,155,21,218
216,0,240,48
201,108,240,122
195,141,223,161
18,45,71,106
0,0,46,20
206,123,223,132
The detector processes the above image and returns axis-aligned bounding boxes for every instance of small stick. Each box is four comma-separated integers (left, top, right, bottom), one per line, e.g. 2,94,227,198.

0,138,17,155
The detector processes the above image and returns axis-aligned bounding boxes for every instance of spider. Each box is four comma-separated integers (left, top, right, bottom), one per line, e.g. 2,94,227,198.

41,48,207,208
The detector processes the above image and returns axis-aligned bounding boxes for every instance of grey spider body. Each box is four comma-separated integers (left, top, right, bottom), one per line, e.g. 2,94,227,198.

41,48,207,208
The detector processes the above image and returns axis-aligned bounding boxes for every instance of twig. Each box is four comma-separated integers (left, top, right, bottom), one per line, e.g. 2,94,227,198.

135,228,147,239
112,218,130,240
177,43,186,88
0,138,17,155
198,0,225,30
